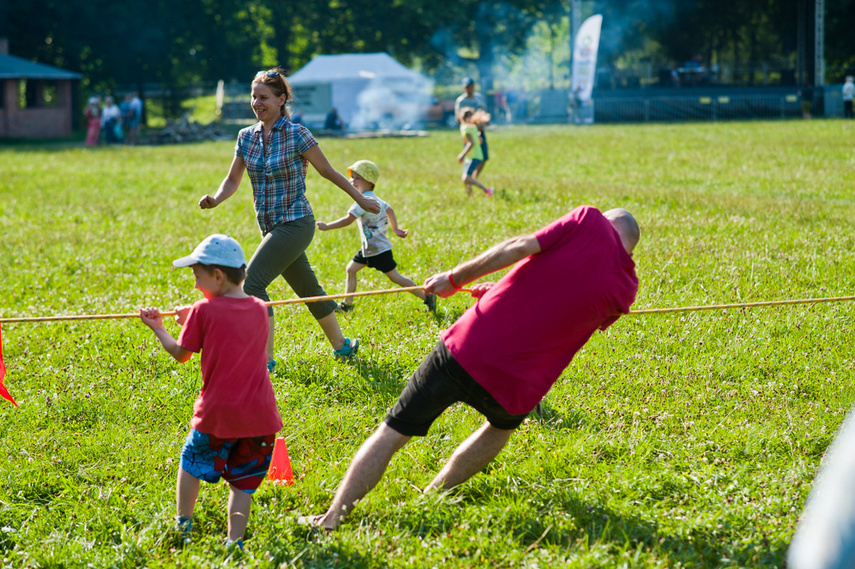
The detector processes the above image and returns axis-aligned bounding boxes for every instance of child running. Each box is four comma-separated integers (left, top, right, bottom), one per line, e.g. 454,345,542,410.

316,160,436,313
457,108,493,197
139,234,282,550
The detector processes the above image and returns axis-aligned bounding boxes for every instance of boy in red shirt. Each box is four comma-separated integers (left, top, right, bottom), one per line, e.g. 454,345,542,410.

140,234,282,549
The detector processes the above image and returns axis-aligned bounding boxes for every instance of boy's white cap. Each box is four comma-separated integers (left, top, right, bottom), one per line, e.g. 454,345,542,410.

173,234,247,269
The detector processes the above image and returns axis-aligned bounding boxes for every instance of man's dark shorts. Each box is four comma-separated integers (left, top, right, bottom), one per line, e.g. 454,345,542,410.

385,341,528,436
352,249,397,273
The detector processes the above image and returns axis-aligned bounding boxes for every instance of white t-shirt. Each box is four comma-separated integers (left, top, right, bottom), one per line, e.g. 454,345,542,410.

455,92,487,117
348,190,392,257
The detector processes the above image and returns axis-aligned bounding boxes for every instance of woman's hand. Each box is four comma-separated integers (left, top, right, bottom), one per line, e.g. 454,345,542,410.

359,195,381,214
199,195,218,209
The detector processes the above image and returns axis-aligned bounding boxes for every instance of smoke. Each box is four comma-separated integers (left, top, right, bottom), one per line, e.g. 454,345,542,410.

427,0,678,95
349,76,436,130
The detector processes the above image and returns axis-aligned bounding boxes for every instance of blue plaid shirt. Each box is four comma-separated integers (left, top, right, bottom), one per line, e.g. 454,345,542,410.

235,116,318,234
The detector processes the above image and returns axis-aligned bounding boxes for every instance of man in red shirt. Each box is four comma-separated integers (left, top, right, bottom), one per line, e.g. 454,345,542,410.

310,206,640,530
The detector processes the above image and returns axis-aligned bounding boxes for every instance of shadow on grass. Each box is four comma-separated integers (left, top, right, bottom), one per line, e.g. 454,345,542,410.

380,490,787,566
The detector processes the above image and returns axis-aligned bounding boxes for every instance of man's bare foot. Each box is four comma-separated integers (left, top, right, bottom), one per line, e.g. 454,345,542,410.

297,514,334,531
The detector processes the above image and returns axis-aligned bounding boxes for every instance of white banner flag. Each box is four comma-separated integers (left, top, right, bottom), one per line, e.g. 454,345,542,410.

571,14,602,102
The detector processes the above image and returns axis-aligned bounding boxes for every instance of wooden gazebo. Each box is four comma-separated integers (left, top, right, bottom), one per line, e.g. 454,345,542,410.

0,39,82,139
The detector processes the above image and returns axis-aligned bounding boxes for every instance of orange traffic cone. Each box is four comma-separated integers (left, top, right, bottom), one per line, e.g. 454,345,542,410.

268,437,294,486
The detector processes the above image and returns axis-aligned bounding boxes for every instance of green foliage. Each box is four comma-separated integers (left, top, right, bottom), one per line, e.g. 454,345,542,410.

0,121,854,567
4,0,853,102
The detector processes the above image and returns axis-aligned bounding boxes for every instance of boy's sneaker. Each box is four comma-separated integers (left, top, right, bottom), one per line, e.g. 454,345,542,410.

423,294,436,312
267,360,276,374
485,187,494,197
333,338,359,358
175,516,192,545
337,302,353,313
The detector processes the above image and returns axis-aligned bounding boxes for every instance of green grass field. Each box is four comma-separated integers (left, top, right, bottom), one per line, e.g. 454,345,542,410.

1,120,854,568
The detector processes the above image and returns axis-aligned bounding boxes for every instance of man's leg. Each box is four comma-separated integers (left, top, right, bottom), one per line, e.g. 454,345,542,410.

319,423,411,530
425,421,514,491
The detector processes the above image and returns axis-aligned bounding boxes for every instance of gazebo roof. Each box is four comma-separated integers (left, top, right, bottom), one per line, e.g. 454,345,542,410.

0,53,82,80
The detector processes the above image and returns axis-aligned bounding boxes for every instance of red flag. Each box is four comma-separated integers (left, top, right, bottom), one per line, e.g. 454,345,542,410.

0,324,18,407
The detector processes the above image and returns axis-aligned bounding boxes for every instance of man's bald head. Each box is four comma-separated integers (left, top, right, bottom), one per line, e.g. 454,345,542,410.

603,208,640,254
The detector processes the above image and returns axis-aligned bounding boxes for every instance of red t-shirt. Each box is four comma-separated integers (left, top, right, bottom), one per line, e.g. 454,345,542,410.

178,296,283,438
442,205,638,415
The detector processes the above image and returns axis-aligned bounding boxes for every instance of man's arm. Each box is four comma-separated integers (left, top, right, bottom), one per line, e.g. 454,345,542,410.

424,234,541,298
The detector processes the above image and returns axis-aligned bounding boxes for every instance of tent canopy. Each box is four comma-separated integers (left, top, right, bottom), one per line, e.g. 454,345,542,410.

288,53,432,128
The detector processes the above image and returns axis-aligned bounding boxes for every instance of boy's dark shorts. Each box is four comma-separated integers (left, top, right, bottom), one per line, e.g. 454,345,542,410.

181,429,276,493
463,158,482,177
385,341,527,436
479,131,489,161
352,249,397,273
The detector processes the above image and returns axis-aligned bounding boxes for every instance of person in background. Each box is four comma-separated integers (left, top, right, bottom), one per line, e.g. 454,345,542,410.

101,96,122,144
457,108,493,197
842,76,854,119
198,68,379,370
324,108,344,131
127,92,143,145
84,97,101,147
120,95,134,145
455,78,489,176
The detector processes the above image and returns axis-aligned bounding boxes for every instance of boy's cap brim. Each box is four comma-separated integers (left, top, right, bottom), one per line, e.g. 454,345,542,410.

173,234,247,269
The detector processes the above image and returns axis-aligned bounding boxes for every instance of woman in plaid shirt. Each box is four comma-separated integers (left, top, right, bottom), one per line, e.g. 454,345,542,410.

199,68,380,368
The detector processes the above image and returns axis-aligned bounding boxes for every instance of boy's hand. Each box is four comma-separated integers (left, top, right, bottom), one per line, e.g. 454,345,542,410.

140,307,164,329
359,196,381,214
174,305,192,326
393,228,408,238
316,221,329,231
199,195,218,209
457,155,465,164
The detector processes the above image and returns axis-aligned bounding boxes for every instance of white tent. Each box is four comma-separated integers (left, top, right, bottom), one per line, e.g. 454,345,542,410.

288,53,433,129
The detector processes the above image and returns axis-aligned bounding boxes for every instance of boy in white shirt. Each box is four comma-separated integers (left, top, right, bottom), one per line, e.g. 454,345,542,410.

317,160,436,312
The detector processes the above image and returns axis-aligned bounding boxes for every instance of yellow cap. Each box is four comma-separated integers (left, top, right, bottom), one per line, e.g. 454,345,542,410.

347,160,379,185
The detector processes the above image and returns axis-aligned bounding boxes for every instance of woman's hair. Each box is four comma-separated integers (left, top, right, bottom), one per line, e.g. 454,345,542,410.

252,66,293,119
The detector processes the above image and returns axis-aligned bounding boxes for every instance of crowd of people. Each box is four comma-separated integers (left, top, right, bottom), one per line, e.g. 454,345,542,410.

83,93,143,146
